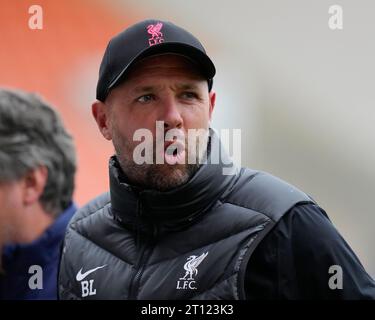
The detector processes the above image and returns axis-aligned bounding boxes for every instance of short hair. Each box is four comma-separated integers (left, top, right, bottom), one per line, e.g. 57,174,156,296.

0,88,76,217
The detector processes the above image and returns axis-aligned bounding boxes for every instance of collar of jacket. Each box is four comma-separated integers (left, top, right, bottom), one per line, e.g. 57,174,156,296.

109,130,239,232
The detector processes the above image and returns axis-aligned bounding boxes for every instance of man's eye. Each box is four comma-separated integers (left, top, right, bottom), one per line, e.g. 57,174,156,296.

181,92,198,99
137,94,154,103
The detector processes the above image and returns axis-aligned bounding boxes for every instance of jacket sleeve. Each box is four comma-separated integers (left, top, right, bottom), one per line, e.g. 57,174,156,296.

245,203,375,299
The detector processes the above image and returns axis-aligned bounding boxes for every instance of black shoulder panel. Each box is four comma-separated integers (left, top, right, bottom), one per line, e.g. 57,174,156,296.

70,192,111,225
225,169,315,223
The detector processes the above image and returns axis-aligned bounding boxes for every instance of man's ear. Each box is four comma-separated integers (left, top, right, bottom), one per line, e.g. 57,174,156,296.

208,91,216,121
92,100,112,140
22,166,48,206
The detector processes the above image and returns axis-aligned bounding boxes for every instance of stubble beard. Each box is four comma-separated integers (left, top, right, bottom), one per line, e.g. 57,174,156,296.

112,130,209,192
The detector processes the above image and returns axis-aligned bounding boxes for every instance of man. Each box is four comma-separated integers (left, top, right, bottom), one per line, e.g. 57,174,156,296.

0,89,77,299
59,19,375,299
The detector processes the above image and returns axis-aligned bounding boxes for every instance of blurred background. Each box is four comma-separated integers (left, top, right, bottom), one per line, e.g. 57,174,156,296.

1,0,374,277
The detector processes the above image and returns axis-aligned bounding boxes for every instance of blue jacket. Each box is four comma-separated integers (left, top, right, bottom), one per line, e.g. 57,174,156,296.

0,203,76,300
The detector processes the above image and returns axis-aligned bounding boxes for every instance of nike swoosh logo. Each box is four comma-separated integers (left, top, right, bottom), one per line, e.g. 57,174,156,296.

76,265,107,281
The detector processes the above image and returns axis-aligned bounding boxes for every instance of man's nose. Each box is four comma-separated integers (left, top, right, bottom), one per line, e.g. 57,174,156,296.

160,97,183,130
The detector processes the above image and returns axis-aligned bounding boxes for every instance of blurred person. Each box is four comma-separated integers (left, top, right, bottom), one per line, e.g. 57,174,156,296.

0,89,77,299
59,19,375,300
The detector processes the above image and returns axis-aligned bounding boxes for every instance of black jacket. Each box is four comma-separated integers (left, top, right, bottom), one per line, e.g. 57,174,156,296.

246,202,375,299
59,137,375,300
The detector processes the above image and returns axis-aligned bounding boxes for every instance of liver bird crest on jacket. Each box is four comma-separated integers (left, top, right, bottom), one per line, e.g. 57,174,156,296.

180,252,209,280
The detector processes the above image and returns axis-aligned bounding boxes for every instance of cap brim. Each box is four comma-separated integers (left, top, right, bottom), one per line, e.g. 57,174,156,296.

108,42,216,91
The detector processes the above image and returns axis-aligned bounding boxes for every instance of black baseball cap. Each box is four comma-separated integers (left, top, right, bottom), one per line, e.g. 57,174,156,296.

96,19,216,102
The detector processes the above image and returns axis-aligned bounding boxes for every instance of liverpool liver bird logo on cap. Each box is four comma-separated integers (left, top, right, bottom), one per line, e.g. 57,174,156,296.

147,22,164,46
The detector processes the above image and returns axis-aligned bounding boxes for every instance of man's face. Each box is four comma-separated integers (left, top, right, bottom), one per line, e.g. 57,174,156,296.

95,54,215,191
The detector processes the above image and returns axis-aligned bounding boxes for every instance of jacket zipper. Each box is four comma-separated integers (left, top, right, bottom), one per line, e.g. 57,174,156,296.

128,200,157,299
128,242,150,299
